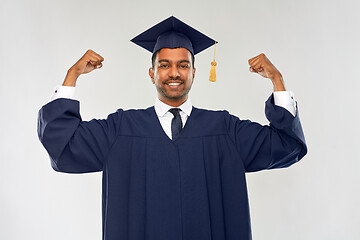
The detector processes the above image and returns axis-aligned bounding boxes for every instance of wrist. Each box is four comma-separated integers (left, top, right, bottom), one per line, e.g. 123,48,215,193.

271,74,286,91
63,69,80,87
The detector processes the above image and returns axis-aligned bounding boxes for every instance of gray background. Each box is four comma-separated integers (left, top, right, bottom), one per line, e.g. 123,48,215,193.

1,0,359,239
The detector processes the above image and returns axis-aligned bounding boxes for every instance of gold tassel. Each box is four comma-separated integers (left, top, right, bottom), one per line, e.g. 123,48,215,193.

209,41,217,82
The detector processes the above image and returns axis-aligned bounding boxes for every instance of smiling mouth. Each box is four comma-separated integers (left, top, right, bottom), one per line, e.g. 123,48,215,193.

167,82,182,86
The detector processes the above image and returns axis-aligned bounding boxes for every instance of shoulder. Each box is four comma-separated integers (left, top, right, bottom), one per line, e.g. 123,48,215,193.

121,106,154,118
100,106,152,126
192,106,229,116
192,107,237,123
192,107,256,133
111,107,159,137
189,107,235,135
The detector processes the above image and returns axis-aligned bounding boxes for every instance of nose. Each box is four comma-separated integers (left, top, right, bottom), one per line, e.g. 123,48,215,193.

169,65,180,78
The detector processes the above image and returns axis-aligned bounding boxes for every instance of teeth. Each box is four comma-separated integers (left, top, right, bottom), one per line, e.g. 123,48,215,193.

168,83,181,86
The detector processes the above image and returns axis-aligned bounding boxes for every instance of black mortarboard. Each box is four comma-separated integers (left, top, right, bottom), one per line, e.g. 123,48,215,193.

130,16,217,56
131,16,219,82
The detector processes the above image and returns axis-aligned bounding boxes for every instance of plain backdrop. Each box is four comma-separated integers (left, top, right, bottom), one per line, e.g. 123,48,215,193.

1,0,359,239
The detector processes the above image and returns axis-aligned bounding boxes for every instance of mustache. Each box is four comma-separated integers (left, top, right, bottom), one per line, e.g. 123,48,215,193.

164,77,184,83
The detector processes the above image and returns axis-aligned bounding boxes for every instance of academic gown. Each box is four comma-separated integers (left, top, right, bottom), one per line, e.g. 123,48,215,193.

37,95,307,240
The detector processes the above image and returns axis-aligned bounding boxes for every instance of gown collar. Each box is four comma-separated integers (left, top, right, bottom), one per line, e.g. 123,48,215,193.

154,98,193,117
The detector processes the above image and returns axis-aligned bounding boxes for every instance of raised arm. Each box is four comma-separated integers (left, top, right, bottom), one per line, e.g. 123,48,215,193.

227,53,307,171
37,50,119,173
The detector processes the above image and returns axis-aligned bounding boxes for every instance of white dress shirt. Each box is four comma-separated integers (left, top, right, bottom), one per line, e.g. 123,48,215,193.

49,85,297,139
154,97,192,139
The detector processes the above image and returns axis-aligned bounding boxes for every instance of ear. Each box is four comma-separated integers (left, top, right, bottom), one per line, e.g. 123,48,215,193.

192,67,196,79
149,67,155,84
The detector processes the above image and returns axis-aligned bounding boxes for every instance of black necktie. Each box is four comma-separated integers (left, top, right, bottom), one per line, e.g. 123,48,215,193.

169,108,183,140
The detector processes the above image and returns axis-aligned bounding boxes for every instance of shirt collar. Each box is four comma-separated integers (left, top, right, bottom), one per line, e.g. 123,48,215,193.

155,98,193,117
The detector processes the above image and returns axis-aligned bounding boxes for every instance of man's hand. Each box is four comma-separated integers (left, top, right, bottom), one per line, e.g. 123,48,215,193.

248,53,286,91
63,49,104,87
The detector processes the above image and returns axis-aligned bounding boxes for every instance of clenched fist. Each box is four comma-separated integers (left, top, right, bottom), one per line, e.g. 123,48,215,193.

248,53,286,91
71,49,104,75
63,50,104,86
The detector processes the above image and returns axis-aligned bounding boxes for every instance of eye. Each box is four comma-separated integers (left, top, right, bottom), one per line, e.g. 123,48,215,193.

180,64,189,69
159,64,169,68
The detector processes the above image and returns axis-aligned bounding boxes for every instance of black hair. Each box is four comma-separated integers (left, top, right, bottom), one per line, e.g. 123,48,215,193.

151,49,195,68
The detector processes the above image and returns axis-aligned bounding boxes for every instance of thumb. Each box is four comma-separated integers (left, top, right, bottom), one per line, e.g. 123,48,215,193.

96,63,103,69
249,66,256,72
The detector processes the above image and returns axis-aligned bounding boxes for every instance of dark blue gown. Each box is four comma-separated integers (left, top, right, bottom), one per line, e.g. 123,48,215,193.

37,94,307,240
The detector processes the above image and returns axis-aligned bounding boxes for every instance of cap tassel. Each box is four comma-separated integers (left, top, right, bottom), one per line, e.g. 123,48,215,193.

209,41,217,82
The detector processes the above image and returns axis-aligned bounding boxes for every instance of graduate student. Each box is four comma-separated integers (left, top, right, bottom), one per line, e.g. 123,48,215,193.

38,16,307,240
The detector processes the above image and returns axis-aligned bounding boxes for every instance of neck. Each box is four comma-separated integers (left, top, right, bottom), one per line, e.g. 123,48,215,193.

158,97,188,107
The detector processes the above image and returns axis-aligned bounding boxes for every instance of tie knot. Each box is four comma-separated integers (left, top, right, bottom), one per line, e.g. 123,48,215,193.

169,108,181,117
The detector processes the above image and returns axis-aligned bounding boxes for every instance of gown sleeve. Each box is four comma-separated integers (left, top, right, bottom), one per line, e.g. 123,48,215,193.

227,94,307,172
37,98,122,173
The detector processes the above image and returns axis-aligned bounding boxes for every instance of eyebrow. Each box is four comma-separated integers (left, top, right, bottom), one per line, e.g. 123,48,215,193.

158,59,190,64
179,60,190,64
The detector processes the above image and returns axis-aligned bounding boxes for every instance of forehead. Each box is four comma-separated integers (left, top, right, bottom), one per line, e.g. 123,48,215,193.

156,48,192,62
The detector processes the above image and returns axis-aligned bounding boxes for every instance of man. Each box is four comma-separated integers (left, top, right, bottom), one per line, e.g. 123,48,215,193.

38,16,307,240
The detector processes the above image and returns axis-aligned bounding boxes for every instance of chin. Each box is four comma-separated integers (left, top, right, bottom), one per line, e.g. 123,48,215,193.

165,95,183,100
163,91,184,99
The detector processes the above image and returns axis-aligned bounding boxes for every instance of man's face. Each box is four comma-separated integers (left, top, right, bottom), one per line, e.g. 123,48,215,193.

149,48,196,107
